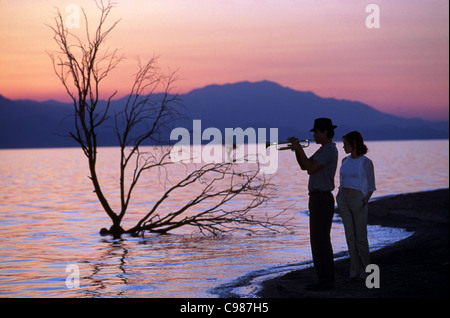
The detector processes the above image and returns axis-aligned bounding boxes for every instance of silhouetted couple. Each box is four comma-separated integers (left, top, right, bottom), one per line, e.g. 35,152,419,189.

289,118,376,290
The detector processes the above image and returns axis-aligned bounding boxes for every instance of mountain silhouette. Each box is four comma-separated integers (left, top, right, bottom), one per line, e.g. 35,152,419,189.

1,80,448,148
180,81,449,142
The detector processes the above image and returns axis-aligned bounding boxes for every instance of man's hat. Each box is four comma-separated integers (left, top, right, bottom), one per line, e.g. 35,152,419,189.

310,118,337,132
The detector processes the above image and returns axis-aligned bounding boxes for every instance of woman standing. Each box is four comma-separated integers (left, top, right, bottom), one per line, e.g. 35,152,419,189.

337,131,376,281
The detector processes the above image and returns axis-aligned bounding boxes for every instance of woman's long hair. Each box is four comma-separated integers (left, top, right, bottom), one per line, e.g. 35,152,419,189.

343,131,368,156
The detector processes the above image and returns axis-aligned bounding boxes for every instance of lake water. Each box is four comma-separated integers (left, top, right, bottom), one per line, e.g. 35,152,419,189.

0,140,448,297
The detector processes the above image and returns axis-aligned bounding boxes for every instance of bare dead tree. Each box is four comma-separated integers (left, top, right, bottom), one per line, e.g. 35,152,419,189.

126,161,286,236
48,1,290,238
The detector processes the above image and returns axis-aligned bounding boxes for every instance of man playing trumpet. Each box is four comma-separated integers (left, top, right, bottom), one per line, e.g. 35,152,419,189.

288,118,338,291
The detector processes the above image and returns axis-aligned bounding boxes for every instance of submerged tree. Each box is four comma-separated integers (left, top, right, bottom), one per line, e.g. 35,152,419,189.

48,1,288,238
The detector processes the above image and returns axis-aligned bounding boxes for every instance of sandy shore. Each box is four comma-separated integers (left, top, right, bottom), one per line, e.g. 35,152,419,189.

257,188,449,298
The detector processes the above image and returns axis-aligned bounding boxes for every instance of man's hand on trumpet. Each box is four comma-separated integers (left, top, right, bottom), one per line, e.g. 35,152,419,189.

287,136,302,151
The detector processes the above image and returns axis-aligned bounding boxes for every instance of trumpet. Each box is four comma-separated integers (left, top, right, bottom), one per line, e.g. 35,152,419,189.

265,138,312,151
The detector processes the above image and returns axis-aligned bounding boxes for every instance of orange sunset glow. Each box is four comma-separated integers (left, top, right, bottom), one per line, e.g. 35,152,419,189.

0,0,448,120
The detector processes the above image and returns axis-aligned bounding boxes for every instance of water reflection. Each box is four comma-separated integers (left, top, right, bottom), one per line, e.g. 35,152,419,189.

75,232,315,298
0,140,448,297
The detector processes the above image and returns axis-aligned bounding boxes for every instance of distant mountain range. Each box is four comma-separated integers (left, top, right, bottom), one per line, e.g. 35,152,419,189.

1,80,448,148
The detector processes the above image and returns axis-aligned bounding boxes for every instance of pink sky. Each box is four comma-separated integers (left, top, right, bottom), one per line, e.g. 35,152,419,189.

0,0,448,120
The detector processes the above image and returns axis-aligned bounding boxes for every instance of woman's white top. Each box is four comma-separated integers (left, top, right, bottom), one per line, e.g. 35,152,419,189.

339,155,376,197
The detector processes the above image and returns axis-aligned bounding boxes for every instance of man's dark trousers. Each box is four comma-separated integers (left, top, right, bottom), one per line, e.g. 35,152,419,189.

308,191,335,288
